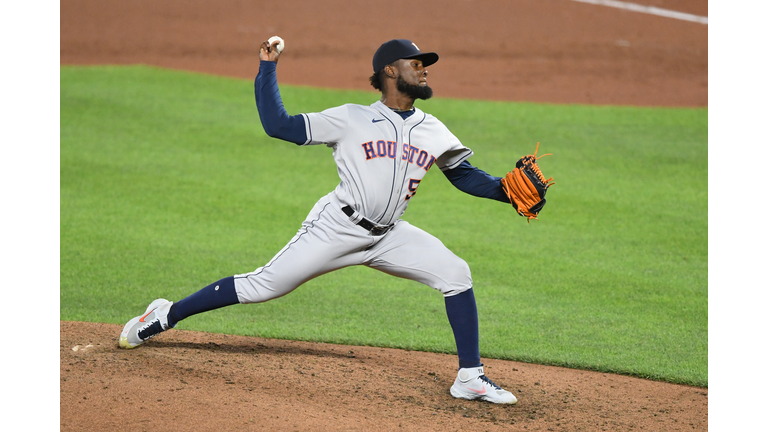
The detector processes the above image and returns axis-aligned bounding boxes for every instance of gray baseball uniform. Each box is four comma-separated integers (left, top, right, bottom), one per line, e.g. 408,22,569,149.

234,101,474,303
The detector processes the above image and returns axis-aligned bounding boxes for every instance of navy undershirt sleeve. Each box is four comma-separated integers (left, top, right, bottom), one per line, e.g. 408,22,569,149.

443,160,510,203
254,60,307,145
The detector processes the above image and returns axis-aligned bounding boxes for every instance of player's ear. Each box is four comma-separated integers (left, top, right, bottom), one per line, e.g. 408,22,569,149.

384,64,397,78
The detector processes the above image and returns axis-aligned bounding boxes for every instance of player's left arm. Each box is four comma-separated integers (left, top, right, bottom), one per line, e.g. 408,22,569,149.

442,160,510,203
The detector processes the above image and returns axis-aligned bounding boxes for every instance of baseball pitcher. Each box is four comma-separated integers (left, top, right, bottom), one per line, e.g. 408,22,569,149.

119,38,554,404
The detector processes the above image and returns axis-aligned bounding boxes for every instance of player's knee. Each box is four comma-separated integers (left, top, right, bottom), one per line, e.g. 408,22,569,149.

438,257,472,297
233,274,265,304
234,269,297,304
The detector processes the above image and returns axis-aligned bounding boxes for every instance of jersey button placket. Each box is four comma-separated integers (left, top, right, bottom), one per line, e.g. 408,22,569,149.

391,125,408,223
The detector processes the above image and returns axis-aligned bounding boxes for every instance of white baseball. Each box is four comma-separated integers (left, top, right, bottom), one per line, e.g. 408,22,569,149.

268,36,285,54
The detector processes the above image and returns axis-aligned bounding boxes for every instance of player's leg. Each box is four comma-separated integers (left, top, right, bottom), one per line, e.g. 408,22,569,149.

119,196,370,348
118,275,240,349
364,221,517,404
232,197,370,304
364,220,479,364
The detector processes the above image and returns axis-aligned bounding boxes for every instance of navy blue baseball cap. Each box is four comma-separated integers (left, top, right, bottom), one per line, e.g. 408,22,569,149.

372,39,439,73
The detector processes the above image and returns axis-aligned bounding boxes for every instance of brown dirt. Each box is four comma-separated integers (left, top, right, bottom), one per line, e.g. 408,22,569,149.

60,1,708,430
61,322,707,431
60,0,707,107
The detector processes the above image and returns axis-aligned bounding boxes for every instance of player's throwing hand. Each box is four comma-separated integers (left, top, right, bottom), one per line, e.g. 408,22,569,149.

259,39,282,62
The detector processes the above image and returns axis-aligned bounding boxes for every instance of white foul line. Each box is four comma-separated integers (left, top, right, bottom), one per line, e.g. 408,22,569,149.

571,0,708,24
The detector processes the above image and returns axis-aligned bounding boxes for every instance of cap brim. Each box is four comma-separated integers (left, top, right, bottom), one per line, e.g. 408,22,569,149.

404,52,439,67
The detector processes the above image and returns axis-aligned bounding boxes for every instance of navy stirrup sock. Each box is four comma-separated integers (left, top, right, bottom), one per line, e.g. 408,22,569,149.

444,288,482,369
167,276,239,328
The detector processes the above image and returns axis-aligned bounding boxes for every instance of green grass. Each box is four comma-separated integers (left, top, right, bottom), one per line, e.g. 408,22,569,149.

60,65,707,386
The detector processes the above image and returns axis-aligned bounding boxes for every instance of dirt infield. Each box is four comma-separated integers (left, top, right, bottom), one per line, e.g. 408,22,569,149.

61,0,707,107
60,0,707,430
61,322,707,431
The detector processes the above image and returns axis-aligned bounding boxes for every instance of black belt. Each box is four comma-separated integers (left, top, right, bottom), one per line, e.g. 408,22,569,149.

341,205,393,236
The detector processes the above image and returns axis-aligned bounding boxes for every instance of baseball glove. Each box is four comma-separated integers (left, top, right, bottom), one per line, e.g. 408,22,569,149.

500,142,555,222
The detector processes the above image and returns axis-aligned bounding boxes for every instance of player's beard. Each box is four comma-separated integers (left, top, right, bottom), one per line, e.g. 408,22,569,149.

397,76,433,100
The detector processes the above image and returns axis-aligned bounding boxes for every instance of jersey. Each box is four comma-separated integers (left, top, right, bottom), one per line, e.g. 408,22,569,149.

301,101,473,226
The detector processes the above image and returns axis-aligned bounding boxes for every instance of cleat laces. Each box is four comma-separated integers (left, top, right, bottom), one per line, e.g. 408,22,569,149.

137,320,165,341
479,375,502,390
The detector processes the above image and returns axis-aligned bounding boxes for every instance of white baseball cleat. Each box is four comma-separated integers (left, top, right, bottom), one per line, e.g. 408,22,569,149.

118,298,174,349
450,365,518,404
